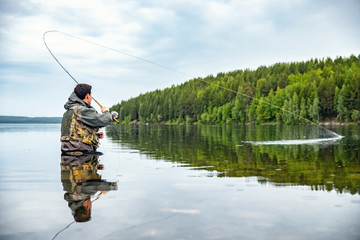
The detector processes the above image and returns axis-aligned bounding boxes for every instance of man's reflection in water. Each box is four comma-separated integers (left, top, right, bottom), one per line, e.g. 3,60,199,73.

60,154,117,222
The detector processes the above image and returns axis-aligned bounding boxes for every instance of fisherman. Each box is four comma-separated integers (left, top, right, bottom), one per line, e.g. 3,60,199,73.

61,83,118,155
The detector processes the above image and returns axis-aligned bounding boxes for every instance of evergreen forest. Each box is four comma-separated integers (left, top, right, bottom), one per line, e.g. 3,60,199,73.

110,55,360,125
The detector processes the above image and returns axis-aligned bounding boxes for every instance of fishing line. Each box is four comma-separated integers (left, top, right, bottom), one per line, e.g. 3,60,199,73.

43,31,104,109
43,30,192,78
43,30,342,142
51,193,102,240
52,221,75,240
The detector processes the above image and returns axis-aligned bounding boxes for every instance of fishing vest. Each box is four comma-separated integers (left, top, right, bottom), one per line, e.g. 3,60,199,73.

61,162,101,183
61,106,100,148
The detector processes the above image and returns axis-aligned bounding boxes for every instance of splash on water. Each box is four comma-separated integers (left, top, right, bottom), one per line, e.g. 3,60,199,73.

244,131,344,146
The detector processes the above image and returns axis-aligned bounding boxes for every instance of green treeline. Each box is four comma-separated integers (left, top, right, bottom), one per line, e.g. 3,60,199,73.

110,55,360,124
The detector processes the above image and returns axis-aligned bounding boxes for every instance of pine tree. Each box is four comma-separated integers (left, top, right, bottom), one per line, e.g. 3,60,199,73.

309,95,320,122
300,97,307,123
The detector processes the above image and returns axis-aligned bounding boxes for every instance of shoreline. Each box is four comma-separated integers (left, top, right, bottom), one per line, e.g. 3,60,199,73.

111,120,359,126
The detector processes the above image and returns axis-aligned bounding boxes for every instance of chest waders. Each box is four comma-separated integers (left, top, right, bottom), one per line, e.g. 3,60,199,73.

61,106,100,149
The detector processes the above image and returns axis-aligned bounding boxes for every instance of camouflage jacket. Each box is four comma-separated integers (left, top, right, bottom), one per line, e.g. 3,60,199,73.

61,92,113,152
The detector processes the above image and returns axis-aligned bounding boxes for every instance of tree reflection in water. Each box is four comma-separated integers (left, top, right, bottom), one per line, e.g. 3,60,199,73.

107,124,360,195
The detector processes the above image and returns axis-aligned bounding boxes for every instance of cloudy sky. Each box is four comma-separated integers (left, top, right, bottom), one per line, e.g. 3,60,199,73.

0,0,359,117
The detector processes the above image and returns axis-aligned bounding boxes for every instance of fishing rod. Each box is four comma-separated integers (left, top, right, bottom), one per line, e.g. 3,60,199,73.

43,30,339,137
43,30,119,123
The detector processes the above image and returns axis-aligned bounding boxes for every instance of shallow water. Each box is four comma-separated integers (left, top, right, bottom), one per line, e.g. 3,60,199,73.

0,124,359,240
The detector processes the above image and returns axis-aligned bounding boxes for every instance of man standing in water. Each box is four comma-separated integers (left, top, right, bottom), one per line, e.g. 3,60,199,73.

61,83,117,155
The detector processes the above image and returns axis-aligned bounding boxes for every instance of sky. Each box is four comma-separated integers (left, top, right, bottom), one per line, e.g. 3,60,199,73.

0,0,359,117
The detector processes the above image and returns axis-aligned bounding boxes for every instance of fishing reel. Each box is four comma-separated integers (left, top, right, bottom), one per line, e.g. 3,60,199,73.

111,111,119,123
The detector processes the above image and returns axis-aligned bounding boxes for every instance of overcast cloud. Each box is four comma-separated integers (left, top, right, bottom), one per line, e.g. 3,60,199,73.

0,0,359,117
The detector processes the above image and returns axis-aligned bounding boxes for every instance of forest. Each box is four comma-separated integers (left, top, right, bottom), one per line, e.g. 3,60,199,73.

110,55,360,125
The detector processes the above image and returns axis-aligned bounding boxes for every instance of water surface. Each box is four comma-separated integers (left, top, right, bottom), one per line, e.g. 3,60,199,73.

0,124,359,240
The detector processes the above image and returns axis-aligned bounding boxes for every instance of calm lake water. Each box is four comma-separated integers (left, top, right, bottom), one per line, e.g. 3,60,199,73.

0,123,359,240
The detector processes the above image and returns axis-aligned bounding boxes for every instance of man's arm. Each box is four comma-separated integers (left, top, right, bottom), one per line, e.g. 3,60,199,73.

78,106,113,127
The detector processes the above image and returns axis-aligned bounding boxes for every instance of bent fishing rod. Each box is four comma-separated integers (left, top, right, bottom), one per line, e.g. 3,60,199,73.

43,30,119,123
43,30,339,137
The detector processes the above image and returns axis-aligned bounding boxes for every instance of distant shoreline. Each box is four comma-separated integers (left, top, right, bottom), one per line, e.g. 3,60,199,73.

0,116,62,124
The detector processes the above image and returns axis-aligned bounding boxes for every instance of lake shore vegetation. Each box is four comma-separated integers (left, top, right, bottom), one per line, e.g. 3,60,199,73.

110,55,360,125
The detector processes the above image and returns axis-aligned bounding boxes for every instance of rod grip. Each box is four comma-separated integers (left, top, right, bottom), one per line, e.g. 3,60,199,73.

93,97,119,123
94,98,103,108
113,117,120,123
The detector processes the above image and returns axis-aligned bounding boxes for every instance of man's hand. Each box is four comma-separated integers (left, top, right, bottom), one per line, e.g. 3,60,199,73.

101,106,109,113
97,131,104,139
